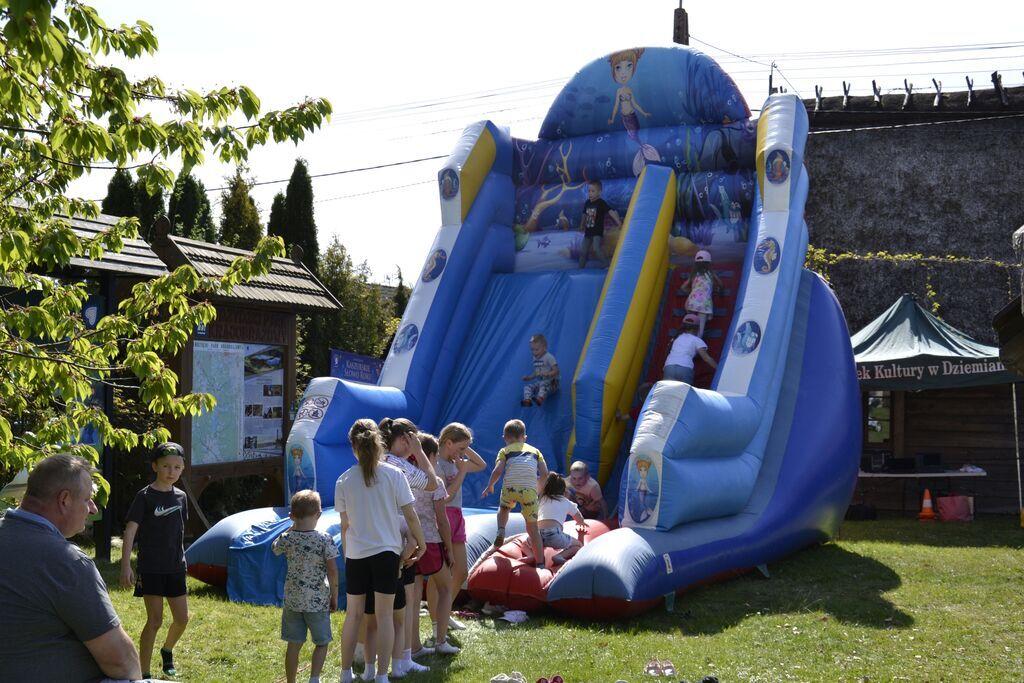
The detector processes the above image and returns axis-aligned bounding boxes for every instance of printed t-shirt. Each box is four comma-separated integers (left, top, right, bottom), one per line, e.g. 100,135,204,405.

412,476,448,544
582,198,612,237
335,462,414,559
664,333,707,370
532,352,559,383
125,484,187,573
497,442,546,489
272,529,339,612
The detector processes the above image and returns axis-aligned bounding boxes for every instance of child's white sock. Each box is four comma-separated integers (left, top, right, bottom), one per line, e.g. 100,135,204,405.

360,663,375,681
341,668,354,683
391,658,407,677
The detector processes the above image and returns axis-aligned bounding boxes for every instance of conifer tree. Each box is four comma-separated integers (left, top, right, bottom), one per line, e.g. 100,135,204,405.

168,172,216,242
284,159,319,274
267,192,287,239
134,180,164,241
101,168,136,217
218,169,263,250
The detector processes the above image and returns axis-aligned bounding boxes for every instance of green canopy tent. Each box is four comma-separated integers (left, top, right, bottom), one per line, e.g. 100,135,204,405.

852,293,1018,391
853,293,1022,517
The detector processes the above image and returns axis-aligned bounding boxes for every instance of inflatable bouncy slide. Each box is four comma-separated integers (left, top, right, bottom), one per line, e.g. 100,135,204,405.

186,47,861,617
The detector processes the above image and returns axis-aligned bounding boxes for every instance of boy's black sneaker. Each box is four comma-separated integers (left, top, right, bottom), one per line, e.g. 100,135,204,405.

160,647,177,676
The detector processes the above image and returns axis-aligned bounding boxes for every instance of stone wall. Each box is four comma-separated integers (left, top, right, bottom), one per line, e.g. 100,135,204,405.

802,115,1024,342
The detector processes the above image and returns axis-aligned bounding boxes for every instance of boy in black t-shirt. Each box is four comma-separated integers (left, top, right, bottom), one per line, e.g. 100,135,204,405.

578,179,622,268
120,442,190,679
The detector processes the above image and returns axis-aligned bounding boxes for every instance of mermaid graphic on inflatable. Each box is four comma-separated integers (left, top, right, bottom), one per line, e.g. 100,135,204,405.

607,48,661,175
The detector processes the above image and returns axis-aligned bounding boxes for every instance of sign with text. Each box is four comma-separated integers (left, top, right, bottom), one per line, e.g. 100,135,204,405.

856,356,1019,391
330,349,383,385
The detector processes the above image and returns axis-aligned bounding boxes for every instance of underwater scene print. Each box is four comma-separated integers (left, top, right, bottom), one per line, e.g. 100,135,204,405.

514,121,755,186
539,47,750,141
510,168,754,271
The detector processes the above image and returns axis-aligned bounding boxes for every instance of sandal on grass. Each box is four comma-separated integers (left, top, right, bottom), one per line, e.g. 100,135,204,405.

644,659,663,676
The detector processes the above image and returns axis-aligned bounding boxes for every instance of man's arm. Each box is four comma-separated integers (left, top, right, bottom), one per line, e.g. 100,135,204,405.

119,521,139,587
83,625,142,681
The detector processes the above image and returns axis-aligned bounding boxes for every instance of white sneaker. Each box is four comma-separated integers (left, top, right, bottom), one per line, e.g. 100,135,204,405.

360,665,375,681
404,658,430,673
410,646,434,658
435,639,461,655
448,616,467,630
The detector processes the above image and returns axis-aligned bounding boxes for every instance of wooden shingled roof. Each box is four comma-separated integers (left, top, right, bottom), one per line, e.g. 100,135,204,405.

59,211,169,278
151,227,341,314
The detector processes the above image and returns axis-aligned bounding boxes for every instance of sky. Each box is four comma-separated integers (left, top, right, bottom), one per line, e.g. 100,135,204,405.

76,1,1024,283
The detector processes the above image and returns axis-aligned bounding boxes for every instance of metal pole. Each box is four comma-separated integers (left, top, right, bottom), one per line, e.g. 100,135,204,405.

1013,383,1022,527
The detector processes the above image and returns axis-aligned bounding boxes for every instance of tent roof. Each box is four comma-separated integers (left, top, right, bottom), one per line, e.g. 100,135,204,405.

852,293,1018,390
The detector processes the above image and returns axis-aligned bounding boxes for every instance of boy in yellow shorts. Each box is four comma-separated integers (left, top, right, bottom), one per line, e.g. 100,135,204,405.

482,419,549,568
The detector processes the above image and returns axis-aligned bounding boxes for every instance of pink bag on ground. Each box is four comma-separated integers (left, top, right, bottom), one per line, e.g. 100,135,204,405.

936,495,973,522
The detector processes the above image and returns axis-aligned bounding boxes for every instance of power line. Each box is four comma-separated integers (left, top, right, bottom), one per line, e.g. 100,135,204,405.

314,180,435,203
205,155,447,192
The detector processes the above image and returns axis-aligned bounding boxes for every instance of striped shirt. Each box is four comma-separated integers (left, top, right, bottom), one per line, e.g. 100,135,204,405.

497,442,546,489
384,454,430,490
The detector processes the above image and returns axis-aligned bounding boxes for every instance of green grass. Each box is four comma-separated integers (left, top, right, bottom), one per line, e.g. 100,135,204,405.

95,516,1024,682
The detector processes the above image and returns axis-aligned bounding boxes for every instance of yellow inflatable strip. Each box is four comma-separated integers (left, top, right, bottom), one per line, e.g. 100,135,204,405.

459,126,497,221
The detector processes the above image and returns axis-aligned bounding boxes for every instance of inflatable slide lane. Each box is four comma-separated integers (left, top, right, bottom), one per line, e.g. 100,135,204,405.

545,96,861,618
187,47,860,617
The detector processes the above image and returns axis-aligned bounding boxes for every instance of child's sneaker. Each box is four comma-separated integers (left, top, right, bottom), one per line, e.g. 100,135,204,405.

435,639,461,655
448,615,467,630
160,648,177,676
411,645,434,658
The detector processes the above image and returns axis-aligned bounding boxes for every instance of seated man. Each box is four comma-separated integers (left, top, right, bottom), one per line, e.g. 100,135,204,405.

0,453,171,683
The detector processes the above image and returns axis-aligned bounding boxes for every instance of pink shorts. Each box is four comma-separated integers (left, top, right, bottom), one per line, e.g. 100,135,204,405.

416,542,446,576
446,506,467,544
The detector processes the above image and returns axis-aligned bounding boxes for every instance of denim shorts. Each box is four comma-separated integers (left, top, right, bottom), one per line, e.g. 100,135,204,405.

281,608,332,645
540,525,576,550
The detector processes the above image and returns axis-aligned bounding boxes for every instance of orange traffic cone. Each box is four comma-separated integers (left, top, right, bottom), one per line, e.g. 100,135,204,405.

918,488,937,521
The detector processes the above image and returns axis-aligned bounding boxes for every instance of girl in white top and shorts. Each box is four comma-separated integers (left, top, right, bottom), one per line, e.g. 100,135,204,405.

537,472,589,565
335,419,426,683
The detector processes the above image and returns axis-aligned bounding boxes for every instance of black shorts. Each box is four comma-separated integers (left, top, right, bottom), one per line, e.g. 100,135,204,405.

134,571,187,598
365,573,408,615
346,551,400,597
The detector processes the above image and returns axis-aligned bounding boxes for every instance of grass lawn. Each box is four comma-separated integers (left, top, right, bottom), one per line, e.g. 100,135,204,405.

95,515,1024,683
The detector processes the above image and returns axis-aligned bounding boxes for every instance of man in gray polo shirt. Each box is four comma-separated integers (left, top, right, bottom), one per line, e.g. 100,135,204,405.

0,453,147,682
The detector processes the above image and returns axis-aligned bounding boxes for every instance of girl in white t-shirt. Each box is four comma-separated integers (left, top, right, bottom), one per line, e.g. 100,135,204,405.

537,472,589,565
336,419,426,683
663,313,719,385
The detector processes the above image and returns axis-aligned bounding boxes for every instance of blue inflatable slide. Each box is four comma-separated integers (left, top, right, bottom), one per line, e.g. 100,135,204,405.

186,47,861,616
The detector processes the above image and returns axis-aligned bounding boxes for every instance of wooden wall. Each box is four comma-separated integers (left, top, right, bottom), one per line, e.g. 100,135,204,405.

856,384,1023,513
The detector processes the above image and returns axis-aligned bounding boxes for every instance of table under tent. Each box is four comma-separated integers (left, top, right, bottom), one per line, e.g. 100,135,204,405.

852,293,1023,515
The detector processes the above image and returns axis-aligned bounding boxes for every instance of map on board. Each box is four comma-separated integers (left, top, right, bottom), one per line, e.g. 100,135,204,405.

191,341,245,466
